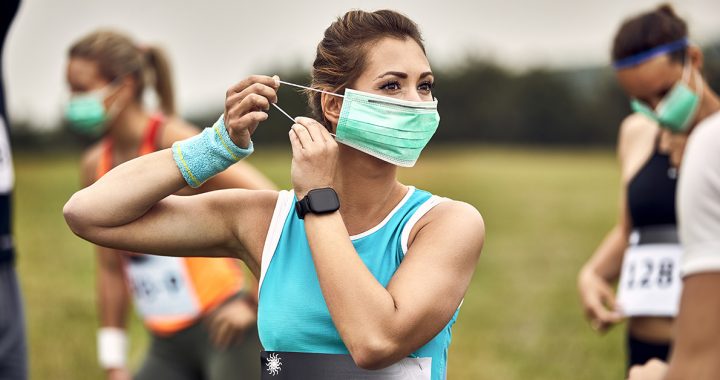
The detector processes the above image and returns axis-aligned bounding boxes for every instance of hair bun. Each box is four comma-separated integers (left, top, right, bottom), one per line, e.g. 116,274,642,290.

657,3,678,18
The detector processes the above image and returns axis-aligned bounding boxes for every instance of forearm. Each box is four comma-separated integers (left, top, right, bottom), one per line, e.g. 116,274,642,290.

304,212,406,368
663,274,720,380
582,225,627,281
97,252,131,328
65,149,186,233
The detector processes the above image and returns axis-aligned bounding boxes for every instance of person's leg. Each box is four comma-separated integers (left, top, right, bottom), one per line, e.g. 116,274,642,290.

135,329,201,380
0,263,27,380
626,332,671,370
204,324,261,380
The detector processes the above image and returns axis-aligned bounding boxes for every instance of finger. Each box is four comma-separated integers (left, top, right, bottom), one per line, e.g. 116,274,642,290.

216,320,233,349
231,83,278,106
226,75,279,96
291,123,314,148
289,128,304,153
295,116,326,143
236,111,269,129
227,94,271,120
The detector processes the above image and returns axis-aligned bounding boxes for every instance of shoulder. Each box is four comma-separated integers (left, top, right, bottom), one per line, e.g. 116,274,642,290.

682,113,720,179
687,112,720,155
617,113,657,158
617,113,658,179
79,141,104,187
409,198,485,255
158,116,202,148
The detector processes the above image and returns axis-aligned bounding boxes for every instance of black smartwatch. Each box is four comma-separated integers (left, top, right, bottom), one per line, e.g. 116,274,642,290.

295,188,340,219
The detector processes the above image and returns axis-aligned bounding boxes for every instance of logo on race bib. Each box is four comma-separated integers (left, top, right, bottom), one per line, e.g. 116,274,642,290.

266,353,282,376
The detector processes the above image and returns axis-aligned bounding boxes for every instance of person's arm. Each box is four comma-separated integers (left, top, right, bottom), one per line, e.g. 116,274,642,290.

578,114,657,331
78,147,133,379
96,247,133,380
64,75,282,274
160,117,277,192
289,117,484,369
663,274,720,379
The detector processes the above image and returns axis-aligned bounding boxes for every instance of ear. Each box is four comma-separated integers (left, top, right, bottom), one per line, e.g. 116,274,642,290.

688,45,704,71
321,92,342,132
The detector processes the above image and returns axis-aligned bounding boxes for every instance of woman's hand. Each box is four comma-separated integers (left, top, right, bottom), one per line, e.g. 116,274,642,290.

207,297,257,350
578,267,624,333
106,368,132,380
289,117,338,199
627,359,668,380
224,75,280,149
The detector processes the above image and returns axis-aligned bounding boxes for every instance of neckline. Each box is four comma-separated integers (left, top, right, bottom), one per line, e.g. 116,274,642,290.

348,186,416,241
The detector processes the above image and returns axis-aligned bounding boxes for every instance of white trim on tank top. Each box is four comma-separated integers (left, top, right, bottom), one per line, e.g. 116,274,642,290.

258,190,296,292
348,186,416,240
400,195,448,255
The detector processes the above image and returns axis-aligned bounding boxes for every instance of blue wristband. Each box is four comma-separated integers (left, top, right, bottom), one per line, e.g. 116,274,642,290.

172,114,254,188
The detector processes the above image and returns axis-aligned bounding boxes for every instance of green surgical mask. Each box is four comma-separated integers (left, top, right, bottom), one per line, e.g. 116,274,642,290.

630,62,704,133
65,84,117,136
334,89,439,167
273,81,440,167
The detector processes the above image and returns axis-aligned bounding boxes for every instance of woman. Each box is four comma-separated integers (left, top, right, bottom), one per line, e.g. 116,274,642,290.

615,3,720,380
65,30,274,380
64,10,484,380
578,3,719,372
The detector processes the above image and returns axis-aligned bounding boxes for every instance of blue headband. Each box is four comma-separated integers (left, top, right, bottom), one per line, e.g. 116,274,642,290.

613,38,689,69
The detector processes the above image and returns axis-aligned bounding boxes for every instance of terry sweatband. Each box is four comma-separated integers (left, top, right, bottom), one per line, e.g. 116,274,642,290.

172,114,254,188
97,327,128,369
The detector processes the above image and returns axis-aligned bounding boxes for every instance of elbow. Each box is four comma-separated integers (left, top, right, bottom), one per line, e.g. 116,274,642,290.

349,335,400,371
63,192,92,239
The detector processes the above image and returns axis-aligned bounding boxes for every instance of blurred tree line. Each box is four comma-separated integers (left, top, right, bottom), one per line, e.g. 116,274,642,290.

11,42,720,151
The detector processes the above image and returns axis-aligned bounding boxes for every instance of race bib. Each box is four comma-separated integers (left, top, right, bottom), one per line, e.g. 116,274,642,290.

617,244,683,317
126,255,201,320
0,119,14,194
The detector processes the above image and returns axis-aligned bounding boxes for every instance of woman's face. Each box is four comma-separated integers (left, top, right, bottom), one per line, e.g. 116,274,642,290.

615,53,700,110
66,57,130,111
351,37,434,102
66,57,111,95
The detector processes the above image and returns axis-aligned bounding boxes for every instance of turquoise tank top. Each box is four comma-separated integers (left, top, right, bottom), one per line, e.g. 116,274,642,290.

258,186,458,380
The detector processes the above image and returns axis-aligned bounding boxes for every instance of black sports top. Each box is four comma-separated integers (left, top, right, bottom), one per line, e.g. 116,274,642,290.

627,138,678,228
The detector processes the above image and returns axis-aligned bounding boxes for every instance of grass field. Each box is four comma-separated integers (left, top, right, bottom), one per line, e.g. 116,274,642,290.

14,145,626,379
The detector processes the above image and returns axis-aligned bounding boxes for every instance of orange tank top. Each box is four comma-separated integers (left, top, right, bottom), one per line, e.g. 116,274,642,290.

96,114,247,335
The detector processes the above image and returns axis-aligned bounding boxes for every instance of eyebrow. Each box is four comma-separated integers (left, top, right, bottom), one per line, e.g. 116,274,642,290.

376,71,434,79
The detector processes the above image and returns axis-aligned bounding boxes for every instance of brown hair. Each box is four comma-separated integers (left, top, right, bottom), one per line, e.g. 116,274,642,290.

69,30,176,115
307,9,425,127
612,4,688,65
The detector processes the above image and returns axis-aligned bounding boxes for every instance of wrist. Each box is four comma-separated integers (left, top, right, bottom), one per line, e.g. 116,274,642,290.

295,187,340,220
172,114,254,188
97,327,128,369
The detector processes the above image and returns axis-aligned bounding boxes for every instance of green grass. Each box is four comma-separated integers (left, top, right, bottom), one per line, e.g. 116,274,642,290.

14,145,624,379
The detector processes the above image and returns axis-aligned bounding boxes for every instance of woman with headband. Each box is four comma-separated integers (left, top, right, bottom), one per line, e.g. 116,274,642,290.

64,10,484,380
65,30,274,380
623,2,720,378
578,4,720,379
578,5,690,370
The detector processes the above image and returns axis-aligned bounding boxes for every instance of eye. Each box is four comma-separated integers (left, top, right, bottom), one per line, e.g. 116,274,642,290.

418,81,434,93
379,80,401,91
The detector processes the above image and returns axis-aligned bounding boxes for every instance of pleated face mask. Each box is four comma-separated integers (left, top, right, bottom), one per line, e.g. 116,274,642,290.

273,81,440,167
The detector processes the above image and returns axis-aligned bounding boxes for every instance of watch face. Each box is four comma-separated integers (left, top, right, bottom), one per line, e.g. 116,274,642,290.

308,188,340,213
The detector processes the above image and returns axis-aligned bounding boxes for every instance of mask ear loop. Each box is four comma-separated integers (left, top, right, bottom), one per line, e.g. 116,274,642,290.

271,80,342,137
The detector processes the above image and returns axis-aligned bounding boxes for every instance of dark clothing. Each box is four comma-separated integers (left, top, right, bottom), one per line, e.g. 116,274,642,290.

627,141,677,228
627,333,671,370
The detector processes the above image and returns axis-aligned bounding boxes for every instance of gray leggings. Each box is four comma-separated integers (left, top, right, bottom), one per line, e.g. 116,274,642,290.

0,263,27,380
135,318,260,380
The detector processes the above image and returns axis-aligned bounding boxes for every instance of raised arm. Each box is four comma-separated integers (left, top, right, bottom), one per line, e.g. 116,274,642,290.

64,75,282,272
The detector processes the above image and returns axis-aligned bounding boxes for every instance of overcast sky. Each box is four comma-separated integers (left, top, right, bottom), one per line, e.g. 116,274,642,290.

4,0,720,129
